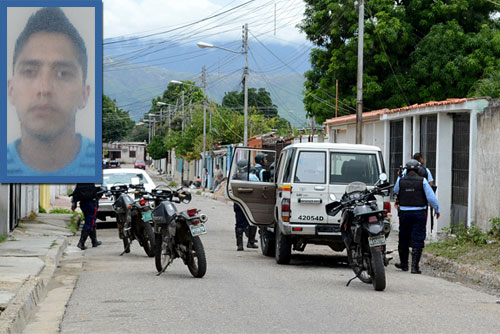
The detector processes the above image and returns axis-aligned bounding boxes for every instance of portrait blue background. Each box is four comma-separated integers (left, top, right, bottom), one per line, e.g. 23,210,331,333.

0,0,103,183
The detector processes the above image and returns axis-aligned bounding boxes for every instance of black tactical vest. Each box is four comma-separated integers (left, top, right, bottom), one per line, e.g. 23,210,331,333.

398,173,427,207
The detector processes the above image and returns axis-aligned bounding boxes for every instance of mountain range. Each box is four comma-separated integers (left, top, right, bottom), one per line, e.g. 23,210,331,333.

103,41,311,127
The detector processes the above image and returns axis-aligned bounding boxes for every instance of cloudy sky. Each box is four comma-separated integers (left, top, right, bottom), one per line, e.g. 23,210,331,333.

103,0,309,45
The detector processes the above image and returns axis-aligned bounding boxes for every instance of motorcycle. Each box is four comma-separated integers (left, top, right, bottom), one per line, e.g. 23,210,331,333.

108,183,155,257
325,174,392,291
150,186,208,278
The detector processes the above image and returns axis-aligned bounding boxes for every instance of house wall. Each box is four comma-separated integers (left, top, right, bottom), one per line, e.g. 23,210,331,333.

475,100,500,230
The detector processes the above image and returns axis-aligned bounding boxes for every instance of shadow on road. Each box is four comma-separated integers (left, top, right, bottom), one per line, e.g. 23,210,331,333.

290,253,349,268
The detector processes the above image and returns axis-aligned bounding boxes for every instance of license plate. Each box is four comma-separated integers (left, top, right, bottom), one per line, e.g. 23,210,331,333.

368,235,386,247
142,211,153,222
189,223,207,237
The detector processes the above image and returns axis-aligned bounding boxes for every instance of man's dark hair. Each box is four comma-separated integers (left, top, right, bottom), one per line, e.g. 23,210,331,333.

13,7,87,80
412,152,424,162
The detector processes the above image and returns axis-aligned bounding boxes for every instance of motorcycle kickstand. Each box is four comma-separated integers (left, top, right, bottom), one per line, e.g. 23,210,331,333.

119,239,132,256
156,257,174,276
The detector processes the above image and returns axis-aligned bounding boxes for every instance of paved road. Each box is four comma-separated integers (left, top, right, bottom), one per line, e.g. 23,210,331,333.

52,188,500,333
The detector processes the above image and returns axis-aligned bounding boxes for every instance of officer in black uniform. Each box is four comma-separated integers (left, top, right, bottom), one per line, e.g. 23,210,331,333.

71,183,103,250
232,159,258,251
394,160,440,274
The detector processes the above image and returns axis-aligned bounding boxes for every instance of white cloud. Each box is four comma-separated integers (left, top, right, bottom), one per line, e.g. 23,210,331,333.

103,0,308,45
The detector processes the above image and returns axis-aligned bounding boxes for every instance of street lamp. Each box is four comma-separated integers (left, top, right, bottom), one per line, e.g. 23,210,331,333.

197,23,249,146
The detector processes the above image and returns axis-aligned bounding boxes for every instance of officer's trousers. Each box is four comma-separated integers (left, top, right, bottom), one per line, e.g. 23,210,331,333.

80,201,98,232
399,210,426,249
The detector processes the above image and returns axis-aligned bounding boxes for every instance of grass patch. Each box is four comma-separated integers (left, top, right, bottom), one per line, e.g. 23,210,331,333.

426,219,500,274
50,241,58,248
196,191,202,195
67,212,82,234
49,208,72,214
0,233,8,243
39,205,47,213
168,181,178,188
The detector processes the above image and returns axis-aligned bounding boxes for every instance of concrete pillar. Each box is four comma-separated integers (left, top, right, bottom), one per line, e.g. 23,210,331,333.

412,115,420,155
403,116,412,163
383,120,390,172
435,112,454,236
0,184,9,234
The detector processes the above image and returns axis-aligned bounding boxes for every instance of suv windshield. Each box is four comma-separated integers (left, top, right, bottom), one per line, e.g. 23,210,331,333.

103,173,147,186
329,152,379,185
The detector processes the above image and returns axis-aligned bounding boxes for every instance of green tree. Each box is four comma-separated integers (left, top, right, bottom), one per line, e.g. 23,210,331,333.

298,0,500,123
102,94,135,142
147,134,168,160
222,88,279,118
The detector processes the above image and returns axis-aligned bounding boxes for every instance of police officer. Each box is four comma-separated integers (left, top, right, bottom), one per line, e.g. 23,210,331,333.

394,160,440,274
71,183,103,250
400,153,434,186
254,153,268,181
232,159,259,251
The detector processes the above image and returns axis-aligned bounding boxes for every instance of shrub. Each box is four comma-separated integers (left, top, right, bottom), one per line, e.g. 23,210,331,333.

49,208,72,214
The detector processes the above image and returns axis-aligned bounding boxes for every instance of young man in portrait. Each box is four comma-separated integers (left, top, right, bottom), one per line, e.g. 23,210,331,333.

6,7,95,176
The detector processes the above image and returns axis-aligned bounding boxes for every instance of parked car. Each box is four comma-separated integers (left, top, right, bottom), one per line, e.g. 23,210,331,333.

97,168,156,221
108,160,120,168
134,160,146,169
226,143,391,264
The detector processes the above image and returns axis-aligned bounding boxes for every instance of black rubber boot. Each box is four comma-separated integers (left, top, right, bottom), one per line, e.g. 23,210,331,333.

411,248,423,274
90,230,102,247
235,227,244,251
123,238,130,253
395,247,409,271
246,226,258,249
77,230,90,250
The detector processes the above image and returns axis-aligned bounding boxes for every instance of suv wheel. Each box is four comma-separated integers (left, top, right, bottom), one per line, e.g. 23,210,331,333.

275,224,291,264
260,227,275,257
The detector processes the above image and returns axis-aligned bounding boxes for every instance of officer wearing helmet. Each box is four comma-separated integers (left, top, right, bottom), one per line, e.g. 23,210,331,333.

394,159,440,274
232,159,259,250
254,153,269,181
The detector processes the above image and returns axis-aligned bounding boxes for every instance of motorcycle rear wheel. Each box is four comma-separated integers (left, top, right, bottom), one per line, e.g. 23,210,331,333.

371,249,386,291
155,231,171,272
141,221,155,257
187,236,206,278
346,245,372,284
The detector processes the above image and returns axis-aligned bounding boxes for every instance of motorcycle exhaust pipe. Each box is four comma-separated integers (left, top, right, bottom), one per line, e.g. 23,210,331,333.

199,213,208,223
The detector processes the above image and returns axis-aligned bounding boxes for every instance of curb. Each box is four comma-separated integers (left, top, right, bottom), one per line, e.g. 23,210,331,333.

423,252,500,294
0,236,70,334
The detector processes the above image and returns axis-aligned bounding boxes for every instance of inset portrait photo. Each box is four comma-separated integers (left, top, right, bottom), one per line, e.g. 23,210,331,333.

0,1,102,183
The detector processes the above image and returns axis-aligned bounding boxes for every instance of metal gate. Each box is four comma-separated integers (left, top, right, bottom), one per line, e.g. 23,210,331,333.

451,113,470,229
420,115,437,182
389,120,403,188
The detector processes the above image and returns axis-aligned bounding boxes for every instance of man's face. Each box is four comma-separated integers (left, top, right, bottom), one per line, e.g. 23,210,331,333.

8,32,89,140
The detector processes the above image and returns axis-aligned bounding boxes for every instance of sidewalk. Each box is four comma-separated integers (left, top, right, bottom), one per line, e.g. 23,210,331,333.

0,213,74,334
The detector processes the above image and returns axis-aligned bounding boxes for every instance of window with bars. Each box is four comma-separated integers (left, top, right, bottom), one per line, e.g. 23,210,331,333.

420,115,437,183
389,120,403,188
451,113,470,228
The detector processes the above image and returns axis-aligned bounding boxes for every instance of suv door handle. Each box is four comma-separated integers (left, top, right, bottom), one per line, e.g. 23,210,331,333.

314,186,325,191
237,188,254,193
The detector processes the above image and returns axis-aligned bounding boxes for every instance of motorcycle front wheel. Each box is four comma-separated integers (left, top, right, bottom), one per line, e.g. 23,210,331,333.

155,230,171,272
346,244,372,284
187,236,206,278
371,249,386,291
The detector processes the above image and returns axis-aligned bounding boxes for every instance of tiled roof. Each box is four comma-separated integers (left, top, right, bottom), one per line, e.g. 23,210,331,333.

323,109,388,126
323,97,490,126
386,97,486,113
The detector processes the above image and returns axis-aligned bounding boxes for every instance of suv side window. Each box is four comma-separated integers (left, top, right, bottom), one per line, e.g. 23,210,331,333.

329,152,379,185
294,151,326,184
282,149,295,183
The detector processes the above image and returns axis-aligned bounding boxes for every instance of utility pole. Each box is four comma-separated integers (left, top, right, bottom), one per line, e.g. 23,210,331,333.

181,90,185,133
356,0,364,144
202,65,207,190
243,23,249,146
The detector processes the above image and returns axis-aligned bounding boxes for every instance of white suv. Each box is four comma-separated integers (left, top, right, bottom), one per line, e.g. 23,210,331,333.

226,143,391,264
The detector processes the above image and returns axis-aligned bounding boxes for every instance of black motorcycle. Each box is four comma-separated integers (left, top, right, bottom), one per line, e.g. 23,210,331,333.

326,175,392,291
150,186,208,278
109,183,155,257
